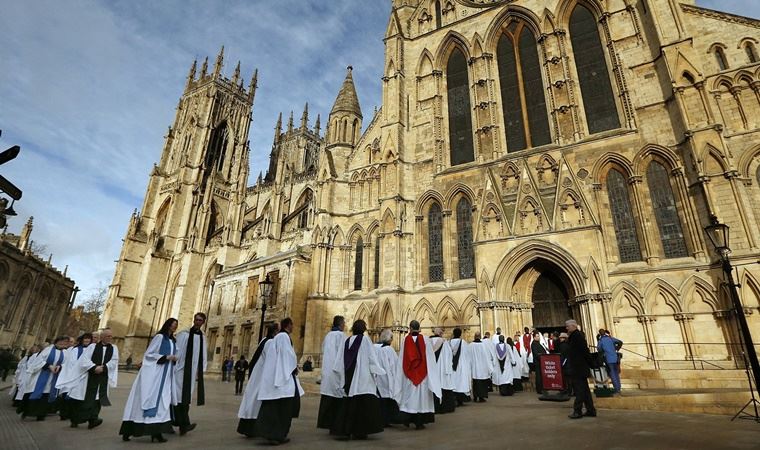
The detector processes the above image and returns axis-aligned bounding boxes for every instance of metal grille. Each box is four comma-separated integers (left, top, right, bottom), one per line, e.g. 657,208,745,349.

447,49,475,166
569,5,620,134
354,238,363,291
456,198,475,279
428,203,444,282
606,169,642,263
647,162,689,258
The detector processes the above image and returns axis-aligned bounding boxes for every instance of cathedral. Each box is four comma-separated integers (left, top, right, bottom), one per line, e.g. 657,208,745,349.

101,0,760,375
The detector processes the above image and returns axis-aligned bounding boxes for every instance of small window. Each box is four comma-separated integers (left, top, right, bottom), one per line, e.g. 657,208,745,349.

374,236,380,289
456,197,475,279
745,43,758,63
715,47,729,71
434,0,442,28
682,71,696,85
428,203,444,282
354,238,363,291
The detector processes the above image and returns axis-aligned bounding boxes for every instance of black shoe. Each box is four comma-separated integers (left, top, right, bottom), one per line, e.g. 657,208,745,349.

151,434,167,443
584,410,597,417
568,412,583,419
122,435,131,442
88,418,103,429
70,422,78,428
179,423,197,435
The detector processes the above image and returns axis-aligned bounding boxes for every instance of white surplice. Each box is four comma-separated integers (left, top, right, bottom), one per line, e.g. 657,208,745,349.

491,342,514,386
468,341,494,381
332,335,385,397
67,343,119,401
449,338,471,395
55,346,87,395
237,339,272,420
319,330,345,398
12,355,31,400
172,329,207,404
373,344,399,400
24,345,63,395
256,332,305,401
509,345,524,380
430,337,455,391
122,335,176,425
394,334,441,414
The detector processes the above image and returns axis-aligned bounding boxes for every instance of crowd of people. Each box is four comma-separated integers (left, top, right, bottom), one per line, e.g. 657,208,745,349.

5,312,618,446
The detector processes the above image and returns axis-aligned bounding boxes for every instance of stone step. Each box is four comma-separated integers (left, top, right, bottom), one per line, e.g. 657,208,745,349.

595,389,751,416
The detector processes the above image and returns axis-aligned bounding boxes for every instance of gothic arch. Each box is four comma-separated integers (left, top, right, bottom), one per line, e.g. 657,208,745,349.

415,190,446,215
417,50,435,75
592,152,634,183
484,3,544,52
555,0,605,24
381,208,396,232
413,297,436,325
366,220,380,240
632,144,682,176
434,30,472,69
610,280,645,316
701,144,730,176
493,239,586,301
330,226,345,246
643,278,682,314
734,70,754,86
347,224,365,245
680,275,720,312
354,302,371,323
479,268,494,302
741,271,760,308
437,296,461,326
379,299,394,326
712,75,733,91
737,144,760,178
444,183,477,210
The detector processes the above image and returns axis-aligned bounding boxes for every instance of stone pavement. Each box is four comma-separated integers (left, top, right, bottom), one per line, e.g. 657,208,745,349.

1,372,758,450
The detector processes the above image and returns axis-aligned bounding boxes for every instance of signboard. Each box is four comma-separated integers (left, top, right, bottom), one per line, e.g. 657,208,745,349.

539,354,564,391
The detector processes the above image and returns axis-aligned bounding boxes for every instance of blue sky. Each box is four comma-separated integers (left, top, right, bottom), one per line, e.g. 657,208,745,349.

0,1,757,301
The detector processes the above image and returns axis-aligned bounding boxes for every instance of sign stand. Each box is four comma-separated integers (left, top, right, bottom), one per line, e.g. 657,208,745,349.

537,354,570,402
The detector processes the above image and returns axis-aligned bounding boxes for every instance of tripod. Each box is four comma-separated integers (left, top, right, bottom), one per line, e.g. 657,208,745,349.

731,345,760,422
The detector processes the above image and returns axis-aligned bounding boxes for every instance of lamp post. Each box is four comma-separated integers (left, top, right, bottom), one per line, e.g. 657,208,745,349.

258,274,274,342
704,215,760,421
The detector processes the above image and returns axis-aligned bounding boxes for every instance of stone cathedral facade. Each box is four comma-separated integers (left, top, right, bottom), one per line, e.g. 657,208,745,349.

102,0,760,373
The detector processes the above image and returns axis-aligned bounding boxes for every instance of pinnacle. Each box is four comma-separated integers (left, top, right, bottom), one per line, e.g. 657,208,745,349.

330,66,363,119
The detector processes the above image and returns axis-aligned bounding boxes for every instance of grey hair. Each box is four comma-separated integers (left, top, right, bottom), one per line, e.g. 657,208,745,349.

379,329,393,343
565,319,578,327
433,327,443,336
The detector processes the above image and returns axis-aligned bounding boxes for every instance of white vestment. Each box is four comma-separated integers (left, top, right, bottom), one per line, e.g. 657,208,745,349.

394,334,441,414
319,330,346,398
56,346,87,395
12,355,31,400
430,336,455,391
257,332,305,401
373,344,399,400
492,343,514,385
172,329,207,403
24,345,64,395
67,343,119,401
469,341,494,380
449,338,471,395
237,339,272,420
510,346,524,380
332,335,385,397
122,335,176,424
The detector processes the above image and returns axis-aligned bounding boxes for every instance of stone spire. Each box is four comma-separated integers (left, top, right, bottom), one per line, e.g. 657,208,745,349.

287,111,294,133
213,45,224,78
273,112,282,144
300,103,309,130
200,57,208,78
19,216,33,251
314,114,321,136
186,59,197,87
330,66,363,119
249,68,258,102
231,61,241,84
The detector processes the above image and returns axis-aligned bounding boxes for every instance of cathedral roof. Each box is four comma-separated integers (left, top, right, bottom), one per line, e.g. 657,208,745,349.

330,66,362,119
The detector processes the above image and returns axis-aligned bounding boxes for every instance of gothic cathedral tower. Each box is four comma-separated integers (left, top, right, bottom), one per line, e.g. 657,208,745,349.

101,47,257,357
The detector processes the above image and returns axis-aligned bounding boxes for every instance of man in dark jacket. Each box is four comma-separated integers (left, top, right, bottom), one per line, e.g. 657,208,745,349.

565,320,596,419
233,355,248,395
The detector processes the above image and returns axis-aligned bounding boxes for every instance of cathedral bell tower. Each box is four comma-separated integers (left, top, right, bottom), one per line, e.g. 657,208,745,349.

325,66,363,173
101,46,258,359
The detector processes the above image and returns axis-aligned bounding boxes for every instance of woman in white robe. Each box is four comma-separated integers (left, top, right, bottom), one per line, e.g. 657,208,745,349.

449,327,471,405
55,333,93,422
373,329,400,427
22,338,67,420
508,337,524,391
492,336,515,396
329,320,386,439
119,318,178,443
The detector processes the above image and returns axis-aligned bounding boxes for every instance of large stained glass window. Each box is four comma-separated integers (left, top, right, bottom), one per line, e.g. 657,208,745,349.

647,162,688,258
456,197,475,279
428,203,444,282
447,49,475,166
606,169,642,263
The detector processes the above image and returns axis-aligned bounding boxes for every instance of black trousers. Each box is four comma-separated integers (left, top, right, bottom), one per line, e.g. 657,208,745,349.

172,403,192,430
571,375,595,414
235,375,245,394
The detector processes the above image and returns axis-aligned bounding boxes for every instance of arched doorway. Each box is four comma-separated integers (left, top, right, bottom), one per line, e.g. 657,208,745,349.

514,259,575,333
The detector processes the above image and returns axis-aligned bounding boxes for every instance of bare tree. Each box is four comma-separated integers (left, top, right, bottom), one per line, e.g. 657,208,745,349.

82,283,108,318
29,241,48,256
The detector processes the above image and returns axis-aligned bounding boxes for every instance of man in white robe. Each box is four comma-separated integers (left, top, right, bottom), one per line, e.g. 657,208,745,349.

449,327,471,405
237,318,304,445
394,320,441,430
23,336,68,420
492,327,504,345
373,329,400,426
172,312,208,435
317,315,345,430
430,327,456,414
55,332,93,423
492,335,515,396
329,319,385,439
121,318,178,442
66,329,119,429
13,345,40,409
469,332,494,402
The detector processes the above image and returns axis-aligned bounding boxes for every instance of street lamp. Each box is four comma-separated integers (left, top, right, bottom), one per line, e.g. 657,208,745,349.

258,274,274,342
704,215,760,422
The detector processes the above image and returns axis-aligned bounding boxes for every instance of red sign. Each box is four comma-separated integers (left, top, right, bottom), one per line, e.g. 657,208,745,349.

539,354,564,391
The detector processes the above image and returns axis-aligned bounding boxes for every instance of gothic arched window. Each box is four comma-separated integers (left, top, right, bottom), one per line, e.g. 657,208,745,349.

374,236,381,289
456,197,475,279
569,5,620,134
745,42,758,63
714,47,729,70
354,237,363,291
428,203,444,282
434,0,442,28
447,48,475,166
606,169,642,263
497,22,551,152
205,122,229,173
647,162,688,258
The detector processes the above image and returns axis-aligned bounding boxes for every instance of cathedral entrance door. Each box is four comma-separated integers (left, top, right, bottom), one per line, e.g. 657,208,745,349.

531,269,573,334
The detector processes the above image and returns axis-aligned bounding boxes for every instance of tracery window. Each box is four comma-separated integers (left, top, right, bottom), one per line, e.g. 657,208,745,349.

428,203,444,282
447,49,475,166
497,22,551,152
456,197,475,279
205,122,229,173
354,237,363,291
606,169,642,263
647,162,688,258
374,236,381,289
569,5,620,134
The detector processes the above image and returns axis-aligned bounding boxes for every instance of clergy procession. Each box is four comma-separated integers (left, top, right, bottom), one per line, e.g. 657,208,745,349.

6,312,597,446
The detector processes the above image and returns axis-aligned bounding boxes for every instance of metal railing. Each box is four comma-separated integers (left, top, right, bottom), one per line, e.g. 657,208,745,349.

590,342,752,371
